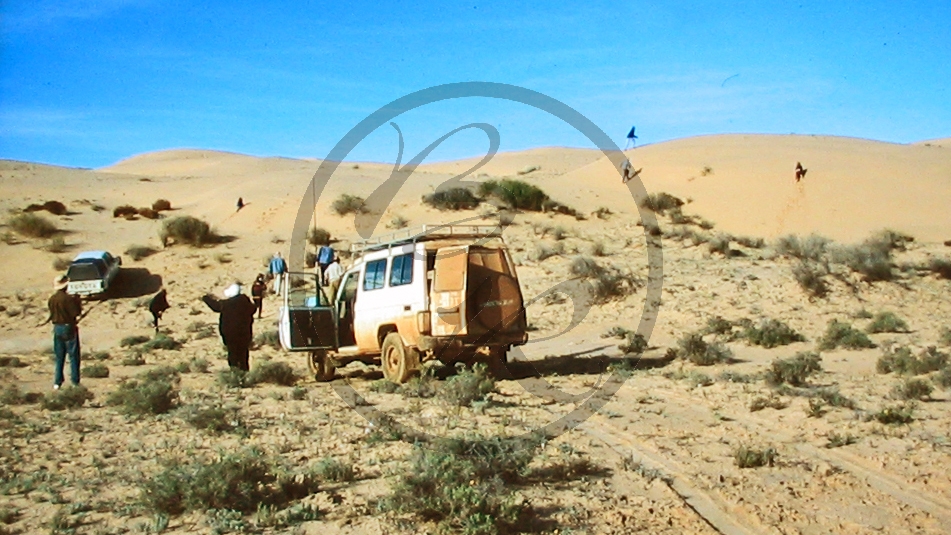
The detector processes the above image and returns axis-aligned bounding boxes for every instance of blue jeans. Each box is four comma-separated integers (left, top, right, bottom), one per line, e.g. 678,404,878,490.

53,324,81,386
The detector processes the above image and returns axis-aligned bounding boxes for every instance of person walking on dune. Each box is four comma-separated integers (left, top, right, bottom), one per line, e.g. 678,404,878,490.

251,274,266,319
269,252,287,295
148,288,170,332
795,162,808,182
48,275,82,389
202,283,256,371
236,197,245,212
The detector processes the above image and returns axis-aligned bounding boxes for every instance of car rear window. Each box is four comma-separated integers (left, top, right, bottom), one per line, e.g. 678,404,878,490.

363,259,387,291
389,253,413,287
67,261,104,281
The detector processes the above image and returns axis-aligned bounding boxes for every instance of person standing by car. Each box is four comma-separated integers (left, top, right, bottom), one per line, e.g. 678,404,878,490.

48,275,82,389
269,252,287,295
148,288,170,332
202,283,256,371
251,274,266,319
323,253,344,302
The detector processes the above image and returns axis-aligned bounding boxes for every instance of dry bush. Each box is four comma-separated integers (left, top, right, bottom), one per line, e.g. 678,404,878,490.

8,213,58,238
42,386,94,411
742,319,806,348
792,261,830,298
152,199,172,211
106,370,179,415
675,333,733,366
307,227,332,246
24,200,68,215
248,360,298,386
569,256,639,303
113,205,138,218
388,214,409,229
45,236,68,253
160,216,215,247
866,311,909,333
929,258,951,279
422,187,482,210
82,363,109,378
734,445,777,468
871,403,915,424
137,207,160,219
877,346,947,375
438,363,495,407
479,179,550,211
818,320,875,350
764,352,822,386
892,378,933,400
52,256,71,271
774,234,830,261
640,192,684,215
531,241,564,261
331,194,367,215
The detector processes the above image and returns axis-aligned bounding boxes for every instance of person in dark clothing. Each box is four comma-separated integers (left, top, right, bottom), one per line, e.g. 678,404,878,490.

251,274,266,319
148,289,170,332
202,283,256,371
48,275,82,389
236,197,245,211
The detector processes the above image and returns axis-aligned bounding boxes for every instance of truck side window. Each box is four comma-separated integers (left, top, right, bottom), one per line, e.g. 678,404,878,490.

389,253,413,287
363,259,387,291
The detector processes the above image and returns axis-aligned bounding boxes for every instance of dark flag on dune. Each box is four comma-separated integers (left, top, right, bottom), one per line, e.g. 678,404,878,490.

625,126,638,149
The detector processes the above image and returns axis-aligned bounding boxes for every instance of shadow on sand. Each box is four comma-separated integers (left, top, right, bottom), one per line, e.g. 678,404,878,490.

106,268,163,299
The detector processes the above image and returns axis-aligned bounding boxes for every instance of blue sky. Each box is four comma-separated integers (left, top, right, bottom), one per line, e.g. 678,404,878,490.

1,0,949,168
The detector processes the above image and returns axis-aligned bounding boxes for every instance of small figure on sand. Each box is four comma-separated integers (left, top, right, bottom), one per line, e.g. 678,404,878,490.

625,125,638,150
48,275,82,389
317,245,334,278
621,158,642,184
269,252,287,295
202,283,256,371
236,197,245,211
251,274,266,319
323,253,344,301
148,288,170,332
795,162,808,182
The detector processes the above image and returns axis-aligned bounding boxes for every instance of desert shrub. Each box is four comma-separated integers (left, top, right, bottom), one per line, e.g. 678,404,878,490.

774,234,830,261
399,372,438,398
707,234,733,256
818,320,875,350
742,319,806,348
24,200,67,215
876,346,920,375
703,316,736,337
331,194,367,215
618,331,648,354
941,328,951,347
176,403,244,434
141,334,182,352
749,396,787,412
934,367,951,389
479,179,549,211
826,433,858,448
42,386,94,411
764,352,822,386
248,360,298,386
121,354,146,366
792,261,829,298
387,214,409,229
831,241,894,282
0,356,26,368
106,374,178,416
592,207,612,219
381,433,543,533
121,335,151,347
187,358,210,373
218,368,253,389
7,213,58,238
735,236,765,249
531,241,564,261
866,311,909,333
929,258,951,279
872,403,915,425
253,330,281,350
640,192,684,215
125,245,158,261
160,216,214,247
137,207,160,219
0,384,42,405
568,256,638,303
139,447,320,515
734,445,777,468
892,378,933,400
313,458,354,483
82,363,109,378
439,363,495,406
589,241,607,257
152,199,172,211
664,225,709,245
307,227,331,246
813,387,857,409
675,333,733,366
113,205,138,218
45,236,68,253
422,187,482,210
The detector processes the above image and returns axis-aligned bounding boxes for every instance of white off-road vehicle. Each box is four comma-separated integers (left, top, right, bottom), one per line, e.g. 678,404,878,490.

278,225,528,383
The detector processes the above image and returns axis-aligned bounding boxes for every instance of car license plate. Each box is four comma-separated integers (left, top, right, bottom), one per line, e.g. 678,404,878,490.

70,281,100,293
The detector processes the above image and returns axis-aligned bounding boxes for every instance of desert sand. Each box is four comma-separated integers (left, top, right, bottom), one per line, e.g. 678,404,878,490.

1,134,950,534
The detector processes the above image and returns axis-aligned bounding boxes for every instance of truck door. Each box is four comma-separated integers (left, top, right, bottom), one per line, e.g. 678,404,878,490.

278,271,338,351
430,245,469,336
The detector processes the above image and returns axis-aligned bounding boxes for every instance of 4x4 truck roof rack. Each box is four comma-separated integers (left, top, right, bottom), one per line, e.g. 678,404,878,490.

349,224,503,255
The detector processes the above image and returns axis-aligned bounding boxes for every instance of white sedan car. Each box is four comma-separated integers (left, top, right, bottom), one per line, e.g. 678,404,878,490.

66,251,122,297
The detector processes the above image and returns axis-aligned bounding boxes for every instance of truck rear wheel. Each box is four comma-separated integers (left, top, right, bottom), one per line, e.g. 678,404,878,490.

308,350,335,382
381,333,419,384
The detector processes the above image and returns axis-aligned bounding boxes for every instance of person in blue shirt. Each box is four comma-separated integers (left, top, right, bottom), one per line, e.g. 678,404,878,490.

269,252,287,295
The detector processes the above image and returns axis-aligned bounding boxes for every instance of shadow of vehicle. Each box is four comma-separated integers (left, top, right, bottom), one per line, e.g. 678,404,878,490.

105,268,163,299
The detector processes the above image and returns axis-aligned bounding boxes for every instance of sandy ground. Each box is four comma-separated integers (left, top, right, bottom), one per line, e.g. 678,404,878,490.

1,134,950,534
